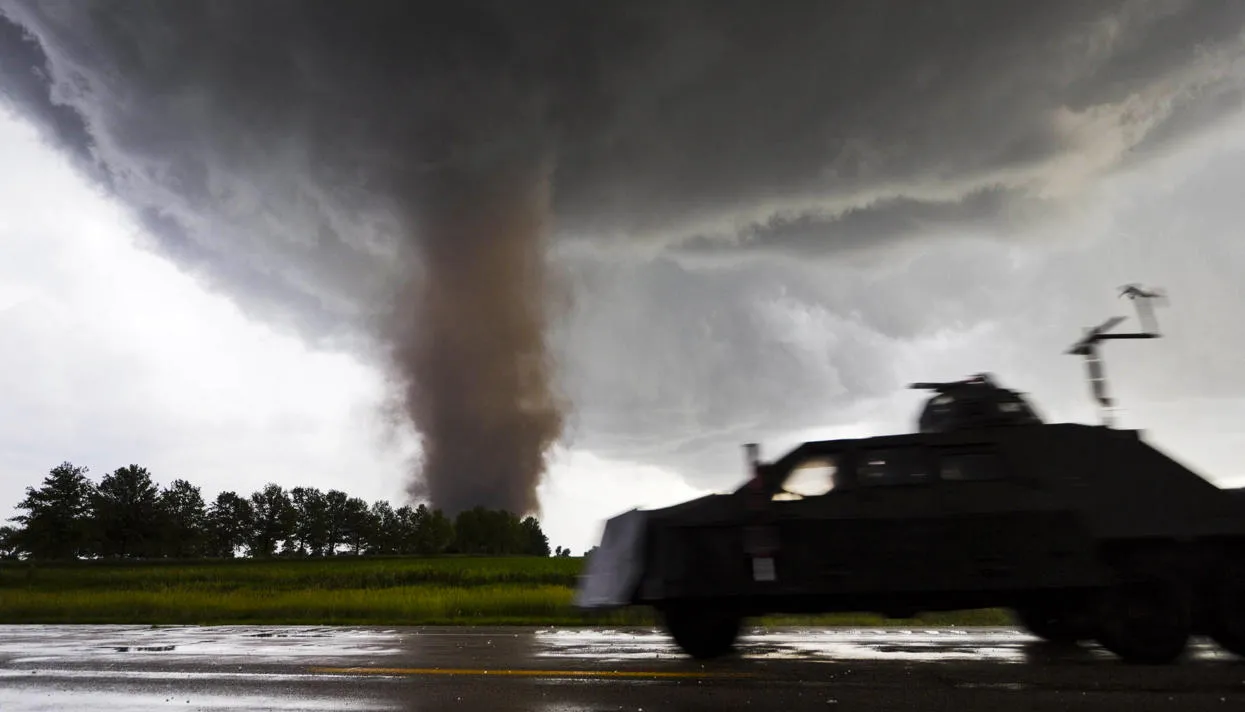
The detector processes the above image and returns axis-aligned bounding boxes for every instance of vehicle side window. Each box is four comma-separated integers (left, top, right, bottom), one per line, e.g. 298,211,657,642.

857,448,932,486
939,451,1004,481
772,456,837,501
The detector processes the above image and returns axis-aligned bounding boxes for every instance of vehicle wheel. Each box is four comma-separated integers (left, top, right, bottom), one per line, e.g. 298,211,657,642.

1014,602,1093,645
1206,560,1245,658
1094,575,1191,664
661,601,742,660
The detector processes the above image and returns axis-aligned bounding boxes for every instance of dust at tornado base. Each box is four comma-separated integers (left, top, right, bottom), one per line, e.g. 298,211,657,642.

1,625,1244,711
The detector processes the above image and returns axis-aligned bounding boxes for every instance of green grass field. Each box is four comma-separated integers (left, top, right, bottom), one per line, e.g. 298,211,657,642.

0,556,1014,627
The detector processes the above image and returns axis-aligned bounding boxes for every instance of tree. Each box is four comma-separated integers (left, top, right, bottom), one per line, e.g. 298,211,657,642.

452,507,489,554
341,496,373,555
0,525,23,559
453,508,544,555
414,505,454,555
392,505,420,554
7,462,95,559
204,491,251,558
289,486,331,556
323,489,351,555
246,483,296,557
156,478,207,558
366,500,400,555
91,465,162,558
520,516,551,557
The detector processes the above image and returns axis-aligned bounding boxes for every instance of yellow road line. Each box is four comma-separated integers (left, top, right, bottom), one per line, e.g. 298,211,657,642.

309,666,753,679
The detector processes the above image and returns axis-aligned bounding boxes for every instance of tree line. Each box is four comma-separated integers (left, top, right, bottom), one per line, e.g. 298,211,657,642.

0,462,569,561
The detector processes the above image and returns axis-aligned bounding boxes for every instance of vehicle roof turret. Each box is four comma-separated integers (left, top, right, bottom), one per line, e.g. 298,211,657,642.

909,372,1043,433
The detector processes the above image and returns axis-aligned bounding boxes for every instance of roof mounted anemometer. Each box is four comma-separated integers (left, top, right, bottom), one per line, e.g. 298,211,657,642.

1065,284,1168,428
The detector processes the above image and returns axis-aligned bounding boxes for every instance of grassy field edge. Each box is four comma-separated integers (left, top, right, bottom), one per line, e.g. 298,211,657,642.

0,556,1017,627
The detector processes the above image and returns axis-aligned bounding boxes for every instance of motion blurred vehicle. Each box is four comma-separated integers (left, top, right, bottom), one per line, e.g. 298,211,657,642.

575,286,1245,664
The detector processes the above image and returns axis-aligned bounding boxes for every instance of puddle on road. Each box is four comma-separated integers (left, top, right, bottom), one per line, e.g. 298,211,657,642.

0,625,405,665
530,627,1035,663
531,627,1227,665
0,686,389,712
740,628,1034,663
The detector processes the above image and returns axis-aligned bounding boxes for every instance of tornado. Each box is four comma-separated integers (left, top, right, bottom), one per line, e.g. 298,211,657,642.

388,163,565,515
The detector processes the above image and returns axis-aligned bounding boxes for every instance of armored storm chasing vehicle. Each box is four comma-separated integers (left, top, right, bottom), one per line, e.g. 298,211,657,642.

575,286,1245,664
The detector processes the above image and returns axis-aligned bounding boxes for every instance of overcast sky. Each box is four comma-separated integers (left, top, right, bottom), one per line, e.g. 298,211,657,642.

4,2,1245,552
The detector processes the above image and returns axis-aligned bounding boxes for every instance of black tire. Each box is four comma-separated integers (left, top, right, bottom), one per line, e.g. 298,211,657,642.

661,601,743,660
1094,576,1191,664
1206,560,1245,658
1014,602,1094,645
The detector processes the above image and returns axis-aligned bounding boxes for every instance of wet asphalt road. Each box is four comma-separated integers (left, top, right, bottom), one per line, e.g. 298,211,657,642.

1,625,1244,711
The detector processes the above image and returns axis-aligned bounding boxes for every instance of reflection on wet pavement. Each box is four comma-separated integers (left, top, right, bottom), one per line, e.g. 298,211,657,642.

0,624,1080,667
531,626,1232,664
0,624,405,666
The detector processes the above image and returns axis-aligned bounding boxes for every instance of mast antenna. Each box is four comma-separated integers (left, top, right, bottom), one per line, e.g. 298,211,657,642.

1064,285,1168,428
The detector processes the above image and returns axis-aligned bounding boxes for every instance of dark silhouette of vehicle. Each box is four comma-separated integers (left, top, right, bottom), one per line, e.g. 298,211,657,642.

575,286,1245,664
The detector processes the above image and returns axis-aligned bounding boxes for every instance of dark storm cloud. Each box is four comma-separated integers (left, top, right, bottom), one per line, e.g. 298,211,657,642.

2,0,1244,497
548,1,1245,249
0,11,98,180
669,187,1020,260
6,2,1243,272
